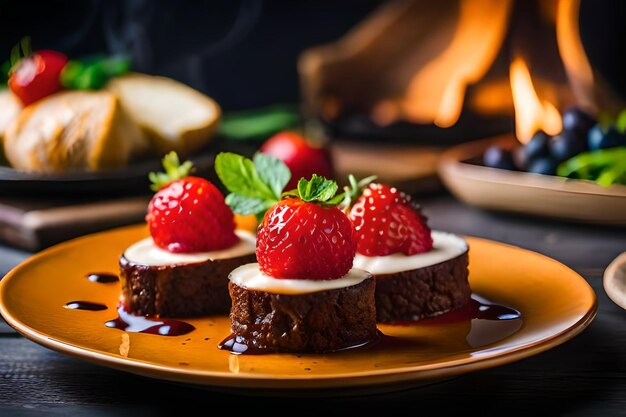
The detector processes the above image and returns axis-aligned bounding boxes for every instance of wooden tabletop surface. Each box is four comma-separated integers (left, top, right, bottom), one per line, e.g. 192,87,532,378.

1,192,625,416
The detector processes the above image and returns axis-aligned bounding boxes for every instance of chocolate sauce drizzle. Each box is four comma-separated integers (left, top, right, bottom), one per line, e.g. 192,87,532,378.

74,271,194,336
86,273,119,284
105,306,195,336
219,293,522,354
65,301,108,311
417,293,521,325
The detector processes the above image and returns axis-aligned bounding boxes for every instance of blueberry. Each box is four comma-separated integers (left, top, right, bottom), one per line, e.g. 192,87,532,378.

483,145,516,170
562,106,596,134
525,131,551,161
549,130,588,163
587,124,626,150
527,157,557,175
512,145,529,170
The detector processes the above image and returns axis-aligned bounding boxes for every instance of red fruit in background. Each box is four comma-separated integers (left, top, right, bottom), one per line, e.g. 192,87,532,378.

146,176,239,253
9,50,68,107
260,131,334,190
348,183,433,256
256,197,356,280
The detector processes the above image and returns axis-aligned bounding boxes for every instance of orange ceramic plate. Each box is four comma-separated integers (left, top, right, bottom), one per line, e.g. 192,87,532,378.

0,224,596,395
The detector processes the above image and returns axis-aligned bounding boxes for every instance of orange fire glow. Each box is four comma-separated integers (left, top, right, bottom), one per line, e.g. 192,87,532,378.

397,0,592,135
300,0,602,134
401,0,512,127
509,57,562,143
557,0,596,114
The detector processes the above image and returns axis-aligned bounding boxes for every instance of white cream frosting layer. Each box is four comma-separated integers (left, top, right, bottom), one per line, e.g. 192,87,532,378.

123,230,256,266
229,263,372,295
353,231,468,275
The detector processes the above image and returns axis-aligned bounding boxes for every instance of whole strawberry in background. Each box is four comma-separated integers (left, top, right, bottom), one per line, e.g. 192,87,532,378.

344,176,433,256
7,37,68,106
259,130,334,190
146,152,239,253
215,151,354,280
5,36,132,107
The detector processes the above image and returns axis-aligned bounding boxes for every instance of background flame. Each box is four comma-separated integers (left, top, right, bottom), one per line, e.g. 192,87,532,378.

402,0,512,127
510,57,562,143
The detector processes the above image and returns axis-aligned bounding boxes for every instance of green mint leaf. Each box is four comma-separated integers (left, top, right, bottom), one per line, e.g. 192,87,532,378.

253,152,291,199
215,152,275,200
215,152,289,218
297,175,339,202
149,151,194,191
225,193,272,216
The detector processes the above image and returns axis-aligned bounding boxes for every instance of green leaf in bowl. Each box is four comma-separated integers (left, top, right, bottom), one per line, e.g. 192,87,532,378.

557,147,626,186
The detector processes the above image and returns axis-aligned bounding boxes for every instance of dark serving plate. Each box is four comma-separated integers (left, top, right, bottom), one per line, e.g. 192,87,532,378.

0,155,209,198
0,138,256,198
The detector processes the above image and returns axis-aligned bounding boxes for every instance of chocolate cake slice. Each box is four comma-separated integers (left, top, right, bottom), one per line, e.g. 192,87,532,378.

221,264,378,354
119,230,256,317
354,231,470,323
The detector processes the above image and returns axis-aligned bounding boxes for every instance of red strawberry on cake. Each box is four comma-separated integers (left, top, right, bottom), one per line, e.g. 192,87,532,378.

118,152,257,317
345,176,470,323
255,196,356,280
215,152,378,354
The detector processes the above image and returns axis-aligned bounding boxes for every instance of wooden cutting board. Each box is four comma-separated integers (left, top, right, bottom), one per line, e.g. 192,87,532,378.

0,195,150,252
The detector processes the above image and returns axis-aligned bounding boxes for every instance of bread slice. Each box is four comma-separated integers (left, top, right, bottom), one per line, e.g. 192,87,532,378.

3,90,147,173
0,89,22,146
107,73,221,158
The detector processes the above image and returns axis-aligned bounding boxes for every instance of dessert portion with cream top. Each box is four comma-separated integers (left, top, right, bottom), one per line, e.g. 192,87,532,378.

228,263,371,295
345,178,470,323
118,153,256,317
215,152,378,354
122,230,255,267
353,231,468,275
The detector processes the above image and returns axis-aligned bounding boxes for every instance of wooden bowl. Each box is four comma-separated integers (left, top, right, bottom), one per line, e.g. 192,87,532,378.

437,135,626,225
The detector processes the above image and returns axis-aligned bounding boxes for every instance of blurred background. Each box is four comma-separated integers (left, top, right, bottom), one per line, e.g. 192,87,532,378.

2,0,625,131
1,0,626,250
2,0,626,152
1,0,381,111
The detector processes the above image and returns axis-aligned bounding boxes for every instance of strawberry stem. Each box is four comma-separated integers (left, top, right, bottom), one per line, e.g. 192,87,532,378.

148,151,194,191
9,36,31,74
335,174,378,210
21,36,32,57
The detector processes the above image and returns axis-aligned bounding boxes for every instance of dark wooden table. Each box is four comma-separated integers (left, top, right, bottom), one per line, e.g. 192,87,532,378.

1,192,625,416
